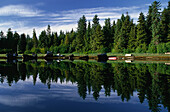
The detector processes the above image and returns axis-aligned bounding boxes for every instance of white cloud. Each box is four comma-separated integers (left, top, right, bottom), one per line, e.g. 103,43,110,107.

0,5,44,17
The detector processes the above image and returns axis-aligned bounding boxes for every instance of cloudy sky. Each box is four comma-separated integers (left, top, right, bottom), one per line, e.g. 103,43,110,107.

0,0,169,36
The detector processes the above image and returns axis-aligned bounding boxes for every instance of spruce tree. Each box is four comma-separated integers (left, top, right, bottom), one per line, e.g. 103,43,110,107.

91,15,100,51
84,21,91,51
113,19,123,52
13,32,20,53
146,6,153,44
166,1,170,42
94,25,104,51
103,18,112,51
53,32,58,46
128,25,136,51
120,13,132,50
75,15,86,52
47,25,52,47
151,1,161,45
32,29,38,48
19,33,27,53
136,12,148,46
7,28,14,51
39,30,47,48
64,34,69,45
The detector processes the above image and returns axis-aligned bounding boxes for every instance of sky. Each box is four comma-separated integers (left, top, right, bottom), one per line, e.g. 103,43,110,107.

0,0,169,36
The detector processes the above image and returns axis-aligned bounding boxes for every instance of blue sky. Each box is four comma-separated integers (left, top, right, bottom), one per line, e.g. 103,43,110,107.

0,0,169,36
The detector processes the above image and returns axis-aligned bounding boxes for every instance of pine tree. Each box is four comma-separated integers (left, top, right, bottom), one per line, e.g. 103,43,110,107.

120,13,132,50
113,19,123,52
91,15,100,51
47,25,52,47
53,32,58,46
75,15,86,52
94,25,104,50
146,6,153,44
64,33,69,45
103,18,112,51
165,1,170,42
7,28,14,51
7,28,13,40
32,29,38,48
39,30,48,48
26,35,33,51
84,21,91,51
19,33,27,53
136,12,148,46
13,32,20,53
128,25,136,51
151,1,161,45
111,21,116,40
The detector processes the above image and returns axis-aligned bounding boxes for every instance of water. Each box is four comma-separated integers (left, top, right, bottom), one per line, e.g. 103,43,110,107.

0,60,169,112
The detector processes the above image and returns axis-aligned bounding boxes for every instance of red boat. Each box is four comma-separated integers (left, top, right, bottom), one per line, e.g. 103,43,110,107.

108,57,117,60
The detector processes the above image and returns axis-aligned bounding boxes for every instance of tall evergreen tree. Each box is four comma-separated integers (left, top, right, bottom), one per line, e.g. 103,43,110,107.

53,32,58,46
26,35,33,51
94,25,104,51
120,13,132,50
128,25,136,51
19,33,27,53
32,29,38,48
103,18,112,51
161,1,170,42
84,21,91,51
64,33,69,45
39,30,48,48
13,32,20,53
113,19,123,52
150,1,161,45
47,25,52,47
136,12,148,46
7,28,13,40
7,28,14,51
75,15,86,52
91,15,100,51
146,6,153,44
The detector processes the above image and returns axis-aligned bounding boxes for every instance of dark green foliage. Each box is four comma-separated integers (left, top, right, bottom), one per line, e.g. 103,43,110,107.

94,25,104,51
26,35,33,51
84,21,91,51
75,15,86,52
19,34,27,53
128,26,136,52
91,15,100,51
103,18,112,50
32,29,38,48
39,30,48,48
146,6,153,44
150,1,161,45
136,12,148,46
53,32,58,46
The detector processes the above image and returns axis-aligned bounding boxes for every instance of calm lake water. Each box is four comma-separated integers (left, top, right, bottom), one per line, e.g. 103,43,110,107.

0,60,169,112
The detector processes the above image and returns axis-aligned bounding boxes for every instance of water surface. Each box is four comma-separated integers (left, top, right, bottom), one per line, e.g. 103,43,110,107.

0,61,169,112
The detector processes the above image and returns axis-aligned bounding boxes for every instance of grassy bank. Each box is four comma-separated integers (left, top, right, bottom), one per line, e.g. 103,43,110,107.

0,53,170,57
61,53,170,56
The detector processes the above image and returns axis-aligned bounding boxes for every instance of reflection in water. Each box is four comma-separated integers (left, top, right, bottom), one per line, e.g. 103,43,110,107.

0,61,169,112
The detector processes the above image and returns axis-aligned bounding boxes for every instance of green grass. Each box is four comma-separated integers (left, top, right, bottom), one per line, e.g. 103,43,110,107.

0,54,6,56
0,53,170,57
61,53,170,56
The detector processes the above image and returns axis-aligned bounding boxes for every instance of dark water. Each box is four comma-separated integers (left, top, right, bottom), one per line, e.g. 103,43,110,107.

0,60,169,112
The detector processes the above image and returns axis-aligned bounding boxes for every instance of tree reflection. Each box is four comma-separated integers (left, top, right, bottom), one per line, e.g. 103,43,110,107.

0,61,169,112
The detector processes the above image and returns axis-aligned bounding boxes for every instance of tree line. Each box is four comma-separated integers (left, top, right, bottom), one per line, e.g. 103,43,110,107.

0,1,170,54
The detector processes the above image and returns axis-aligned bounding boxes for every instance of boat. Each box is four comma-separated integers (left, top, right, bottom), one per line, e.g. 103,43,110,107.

108,56,117,60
